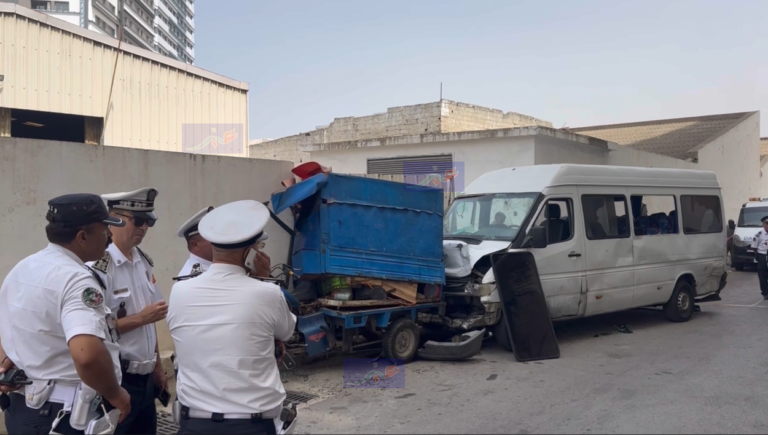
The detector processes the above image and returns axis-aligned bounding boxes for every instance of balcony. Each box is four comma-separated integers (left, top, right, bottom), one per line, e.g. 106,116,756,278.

124,1,154,35
93,0,119,23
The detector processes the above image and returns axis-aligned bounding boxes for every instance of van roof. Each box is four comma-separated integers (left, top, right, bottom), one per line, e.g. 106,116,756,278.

462,164,720,195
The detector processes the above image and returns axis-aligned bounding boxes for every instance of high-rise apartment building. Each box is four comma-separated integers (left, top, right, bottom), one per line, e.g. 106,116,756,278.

153,0,194,64
26,0,194,64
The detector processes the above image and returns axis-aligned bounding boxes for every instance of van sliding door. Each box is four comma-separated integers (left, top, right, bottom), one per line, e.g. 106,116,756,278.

578,187,635,316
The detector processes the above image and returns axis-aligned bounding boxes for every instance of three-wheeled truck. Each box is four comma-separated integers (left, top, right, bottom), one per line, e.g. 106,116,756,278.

265,171,480,364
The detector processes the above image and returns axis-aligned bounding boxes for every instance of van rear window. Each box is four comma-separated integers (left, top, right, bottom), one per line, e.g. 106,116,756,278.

680,195,723,234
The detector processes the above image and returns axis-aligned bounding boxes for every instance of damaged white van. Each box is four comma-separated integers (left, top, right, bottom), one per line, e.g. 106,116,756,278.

442,164,728,348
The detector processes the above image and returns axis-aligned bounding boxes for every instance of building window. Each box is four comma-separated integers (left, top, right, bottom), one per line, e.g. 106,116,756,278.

533,199,574,245
54,2,69,12
32,1,48,11
680,195,723,234
582,195,630,240
630,195,678,235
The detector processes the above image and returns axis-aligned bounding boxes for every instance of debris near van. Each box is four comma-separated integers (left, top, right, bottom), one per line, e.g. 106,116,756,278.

615,324,633,334
417,329,485,361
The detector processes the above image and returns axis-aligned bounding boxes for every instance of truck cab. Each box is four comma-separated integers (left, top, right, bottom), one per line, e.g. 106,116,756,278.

730,197,768,270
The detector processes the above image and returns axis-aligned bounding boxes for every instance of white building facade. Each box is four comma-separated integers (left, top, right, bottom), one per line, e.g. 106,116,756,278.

269,111,760,223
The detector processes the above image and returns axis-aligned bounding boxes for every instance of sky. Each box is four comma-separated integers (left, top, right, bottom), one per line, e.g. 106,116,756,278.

194,0,768,141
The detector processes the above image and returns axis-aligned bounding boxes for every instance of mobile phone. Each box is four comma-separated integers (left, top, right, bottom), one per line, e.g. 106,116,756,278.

155,385,170,408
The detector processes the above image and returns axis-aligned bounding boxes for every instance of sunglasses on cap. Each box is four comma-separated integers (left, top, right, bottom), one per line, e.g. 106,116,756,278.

114,213,156,228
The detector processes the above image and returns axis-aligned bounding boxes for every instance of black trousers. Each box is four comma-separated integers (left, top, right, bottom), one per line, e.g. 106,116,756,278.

3,392,99,435
114,371,156,435
177,417,277,435
758,254,768,296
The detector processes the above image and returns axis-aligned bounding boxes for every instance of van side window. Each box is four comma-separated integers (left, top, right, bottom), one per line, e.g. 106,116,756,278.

581,195,630,240
630,195,678,235
532,199,573,244
681,195,723,234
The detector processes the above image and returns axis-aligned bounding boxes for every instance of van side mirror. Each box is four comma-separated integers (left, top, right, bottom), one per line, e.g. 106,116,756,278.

728,220,736,231
531,226,548,249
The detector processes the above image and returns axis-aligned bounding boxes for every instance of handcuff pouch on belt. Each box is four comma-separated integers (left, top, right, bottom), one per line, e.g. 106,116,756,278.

24,379,55,409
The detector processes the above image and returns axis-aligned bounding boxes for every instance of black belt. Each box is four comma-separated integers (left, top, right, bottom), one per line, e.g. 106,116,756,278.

180,405,268,423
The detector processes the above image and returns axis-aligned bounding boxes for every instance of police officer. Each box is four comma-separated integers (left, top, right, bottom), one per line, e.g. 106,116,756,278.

0,194,131,434
751,215,768,299
176,206,272,280
167,200,297,435
176,206,215,277
87,187,167,435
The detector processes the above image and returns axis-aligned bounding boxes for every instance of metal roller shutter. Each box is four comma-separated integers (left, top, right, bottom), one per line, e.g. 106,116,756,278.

367,154,453,175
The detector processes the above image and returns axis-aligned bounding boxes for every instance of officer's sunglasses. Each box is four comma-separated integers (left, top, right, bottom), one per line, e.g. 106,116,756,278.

113,213,156,228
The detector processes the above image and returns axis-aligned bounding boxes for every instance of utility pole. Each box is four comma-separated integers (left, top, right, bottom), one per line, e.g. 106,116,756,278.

440,82,442,101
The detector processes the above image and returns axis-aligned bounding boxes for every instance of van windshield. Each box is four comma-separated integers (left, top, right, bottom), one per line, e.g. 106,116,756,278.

738,206,768,227
444,193,539,241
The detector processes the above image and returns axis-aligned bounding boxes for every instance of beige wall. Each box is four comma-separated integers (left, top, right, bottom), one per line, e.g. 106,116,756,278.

248,100,552,165
697,112,761,221
0,6,249,155
308,136,537,188
0,138,295,353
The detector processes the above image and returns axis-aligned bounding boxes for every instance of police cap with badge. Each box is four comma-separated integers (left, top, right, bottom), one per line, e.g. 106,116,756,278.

101,187,159,226
47,193,126,228
762,216,768,224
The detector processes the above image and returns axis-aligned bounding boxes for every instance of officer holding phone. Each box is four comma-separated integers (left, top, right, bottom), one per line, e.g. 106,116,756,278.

0,194,131,434
167,200,297,434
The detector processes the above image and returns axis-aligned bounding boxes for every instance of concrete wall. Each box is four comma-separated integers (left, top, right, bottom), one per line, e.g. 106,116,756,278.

248,100,552,165
0,138,295,353
308,136,537,188
697,112,761,221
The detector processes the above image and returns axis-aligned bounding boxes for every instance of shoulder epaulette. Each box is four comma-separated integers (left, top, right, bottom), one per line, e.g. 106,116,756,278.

92,251,111,274
85,265,107,291
137,247,153,267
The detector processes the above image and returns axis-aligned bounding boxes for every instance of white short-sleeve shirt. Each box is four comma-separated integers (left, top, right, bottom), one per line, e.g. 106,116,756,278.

87,243,164,362
0,244,122,384
751,230,768,255
168,263,297,414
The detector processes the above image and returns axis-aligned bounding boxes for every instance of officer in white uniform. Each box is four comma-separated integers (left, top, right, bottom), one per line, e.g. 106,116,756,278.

87,187,167,435
751,215,768,299
176,206,215,278
168,200,297,435
0,193,131,434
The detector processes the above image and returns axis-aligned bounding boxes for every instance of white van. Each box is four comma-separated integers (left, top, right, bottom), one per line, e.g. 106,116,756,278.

442,164,728,347
730,198,768,270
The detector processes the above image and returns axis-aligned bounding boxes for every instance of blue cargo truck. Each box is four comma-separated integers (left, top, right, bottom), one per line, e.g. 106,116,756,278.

268,172,450,363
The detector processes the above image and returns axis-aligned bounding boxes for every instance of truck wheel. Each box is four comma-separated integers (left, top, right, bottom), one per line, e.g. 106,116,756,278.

494,313,513,352
382,319,420,363
664,280,695,322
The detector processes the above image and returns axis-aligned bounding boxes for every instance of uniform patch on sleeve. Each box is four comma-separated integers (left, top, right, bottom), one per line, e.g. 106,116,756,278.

82,287,105,308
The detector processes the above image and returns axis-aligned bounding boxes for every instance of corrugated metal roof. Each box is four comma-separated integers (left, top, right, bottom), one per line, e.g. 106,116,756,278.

571,112,756,161
760,137,768,156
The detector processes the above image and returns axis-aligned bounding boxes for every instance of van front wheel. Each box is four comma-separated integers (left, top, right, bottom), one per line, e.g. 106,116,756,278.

664,280,695,322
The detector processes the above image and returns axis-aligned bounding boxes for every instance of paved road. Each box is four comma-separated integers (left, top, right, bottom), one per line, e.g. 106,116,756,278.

291,269,768,434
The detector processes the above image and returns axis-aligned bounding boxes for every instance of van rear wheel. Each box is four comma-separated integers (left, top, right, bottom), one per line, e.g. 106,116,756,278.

664,280,695,322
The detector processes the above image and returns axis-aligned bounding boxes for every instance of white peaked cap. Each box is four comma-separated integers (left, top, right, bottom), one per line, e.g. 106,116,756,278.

198,200,270,249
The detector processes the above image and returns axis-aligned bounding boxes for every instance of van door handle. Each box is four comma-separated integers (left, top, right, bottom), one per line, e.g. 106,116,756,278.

568,252,582,258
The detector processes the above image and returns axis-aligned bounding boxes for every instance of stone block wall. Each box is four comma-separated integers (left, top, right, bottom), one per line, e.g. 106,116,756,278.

248,100,552,166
